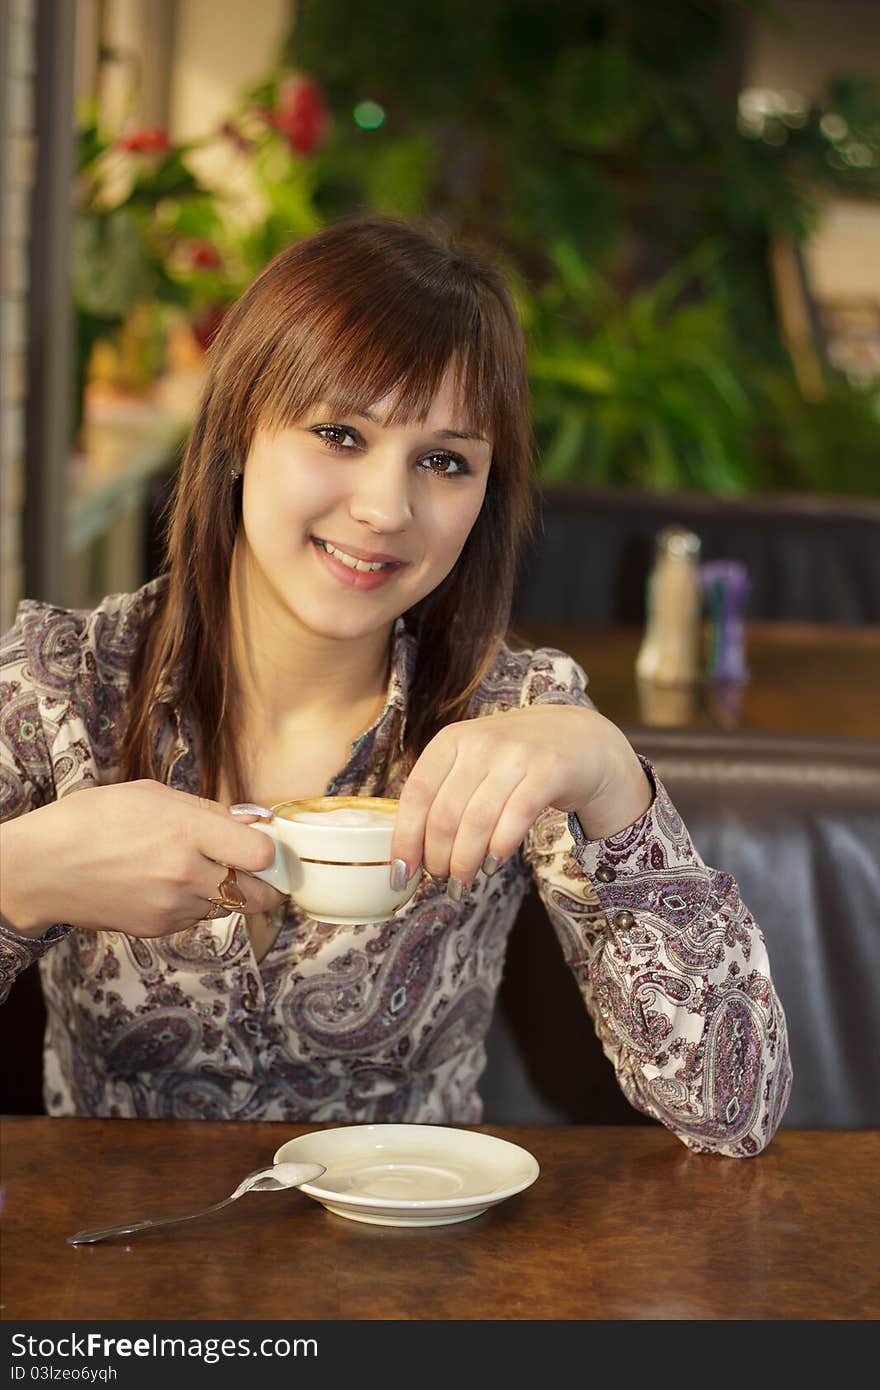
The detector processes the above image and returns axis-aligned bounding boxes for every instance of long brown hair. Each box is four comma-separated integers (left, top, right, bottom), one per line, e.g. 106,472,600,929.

120,215,535,798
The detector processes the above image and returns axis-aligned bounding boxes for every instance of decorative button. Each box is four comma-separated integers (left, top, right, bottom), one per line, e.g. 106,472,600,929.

596,864,616,883
241,992,260,1012
613,910,635,930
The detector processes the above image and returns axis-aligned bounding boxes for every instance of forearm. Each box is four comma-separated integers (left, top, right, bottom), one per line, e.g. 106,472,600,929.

1,815,74,1005
0,812,61,938
586,898,791,1156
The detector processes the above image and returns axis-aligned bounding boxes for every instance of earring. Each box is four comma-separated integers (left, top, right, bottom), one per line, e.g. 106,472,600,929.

230,467,241,482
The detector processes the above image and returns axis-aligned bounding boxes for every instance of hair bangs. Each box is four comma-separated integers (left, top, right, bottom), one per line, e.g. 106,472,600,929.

247,260,508,451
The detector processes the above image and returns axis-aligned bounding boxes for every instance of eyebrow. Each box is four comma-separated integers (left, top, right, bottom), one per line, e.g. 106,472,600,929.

435,428,490,444
350,409,489,445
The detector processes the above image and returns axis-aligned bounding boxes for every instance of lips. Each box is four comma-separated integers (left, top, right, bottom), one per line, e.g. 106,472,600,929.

313,537,402,571
310,536,406,590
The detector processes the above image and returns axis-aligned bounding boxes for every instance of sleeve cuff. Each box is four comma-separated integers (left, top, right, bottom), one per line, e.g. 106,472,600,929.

566,755,658,855
0,914,73,958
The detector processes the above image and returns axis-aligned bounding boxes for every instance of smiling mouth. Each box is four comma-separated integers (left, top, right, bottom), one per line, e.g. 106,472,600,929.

311,538,403,573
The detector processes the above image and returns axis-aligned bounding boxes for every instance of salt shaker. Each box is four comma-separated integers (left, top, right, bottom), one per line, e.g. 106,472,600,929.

635,525,703,686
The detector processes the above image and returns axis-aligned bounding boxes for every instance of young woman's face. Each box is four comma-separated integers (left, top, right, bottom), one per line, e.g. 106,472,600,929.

236,370,493,643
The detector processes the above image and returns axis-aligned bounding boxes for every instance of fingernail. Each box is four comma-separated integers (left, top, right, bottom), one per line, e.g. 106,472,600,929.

482,853,502,876
447,876,464,902
390,859,409,892
230,803,274,819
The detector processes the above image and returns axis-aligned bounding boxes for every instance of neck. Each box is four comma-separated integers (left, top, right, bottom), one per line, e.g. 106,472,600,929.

228,543,393,735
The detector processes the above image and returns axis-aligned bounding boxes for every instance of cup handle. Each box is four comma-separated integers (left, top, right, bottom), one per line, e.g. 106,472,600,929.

229,806,290,895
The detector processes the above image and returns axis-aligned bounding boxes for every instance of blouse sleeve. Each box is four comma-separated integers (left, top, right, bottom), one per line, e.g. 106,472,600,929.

0,607,74,1001
0,606,57,818
517,647,792,1156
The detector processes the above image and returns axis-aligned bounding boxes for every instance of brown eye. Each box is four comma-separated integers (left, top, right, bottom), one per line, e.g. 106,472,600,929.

419,452,469,477
313,425,359,450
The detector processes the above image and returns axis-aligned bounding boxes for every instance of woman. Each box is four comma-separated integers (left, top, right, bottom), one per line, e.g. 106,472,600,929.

0,216,791,1151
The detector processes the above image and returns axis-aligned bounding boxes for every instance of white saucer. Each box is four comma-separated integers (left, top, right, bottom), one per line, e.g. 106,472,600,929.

273,1124,540,1227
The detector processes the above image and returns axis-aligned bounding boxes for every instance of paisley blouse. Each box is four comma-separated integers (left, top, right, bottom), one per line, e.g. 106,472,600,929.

0,578,791,1154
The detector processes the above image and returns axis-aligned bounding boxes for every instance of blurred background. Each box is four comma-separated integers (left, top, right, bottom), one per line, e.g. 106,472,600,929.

1,0,879,631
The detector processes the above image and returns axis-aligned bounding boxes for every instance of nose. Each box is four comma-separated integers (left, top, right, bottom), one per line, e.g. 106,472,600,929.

347,450,413,532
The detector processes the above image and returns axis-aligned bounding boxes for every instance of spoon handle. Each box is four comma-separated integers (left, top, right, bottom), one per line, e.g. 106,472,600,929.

67,1196,236,1245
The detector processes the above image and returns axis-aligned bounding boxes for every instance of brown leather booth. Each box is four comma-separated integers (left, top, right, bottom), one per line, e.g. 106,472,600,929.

480,727,880,1129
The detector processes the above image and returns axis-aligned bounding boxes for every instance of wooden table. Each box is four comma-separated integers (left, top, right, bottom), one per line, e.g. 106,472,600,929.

518,623,880,738
2,1118,877,1321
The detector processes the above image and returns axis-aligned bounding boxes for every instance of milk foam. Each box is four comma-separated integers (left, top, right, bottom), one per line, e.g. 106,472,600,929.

290,808,395,827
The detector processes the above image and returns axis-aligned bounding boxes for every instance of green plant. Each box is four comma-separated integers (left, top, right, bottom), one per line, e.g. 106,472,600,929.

74,1,880,497
524,243,763,492
754,370,880,497
276,0,880,496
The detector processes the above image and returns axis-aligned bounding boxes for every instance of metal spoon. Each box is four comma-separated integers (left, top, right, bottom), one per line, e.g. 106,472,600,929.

67,1161,326,1246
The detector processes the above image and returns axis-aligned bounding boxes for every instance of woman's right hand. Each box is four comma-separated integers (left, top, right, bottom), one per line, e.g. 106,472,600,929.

0,780,282,939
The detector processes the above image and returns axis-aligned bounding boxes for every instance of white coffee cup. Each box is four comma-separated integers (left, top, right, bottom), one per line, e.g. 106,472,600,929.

231,795,421,925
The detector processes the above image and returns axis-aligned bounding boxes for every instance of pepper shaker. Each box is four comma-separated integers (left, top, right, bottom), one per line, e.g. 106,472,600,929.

699,560,751,683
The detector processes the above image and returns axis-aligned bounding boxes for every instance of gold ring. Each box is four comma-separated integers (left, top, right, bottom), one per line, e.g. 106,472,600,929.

207,866,248,914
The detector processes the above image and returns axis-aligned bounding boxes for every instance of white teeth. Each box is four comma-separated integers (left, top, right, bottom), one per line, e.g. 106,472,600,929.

318,540,391,573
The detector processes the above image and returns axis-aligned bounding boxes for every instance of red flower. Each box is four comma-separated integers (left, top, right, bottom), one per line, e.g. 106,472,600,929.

186,240,222,270
271,76,330,156
118,127,171,154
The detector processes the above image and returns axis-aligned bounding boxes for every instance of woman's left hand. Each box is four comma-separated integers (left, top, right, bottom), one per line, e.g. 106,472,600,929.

391,705,653,891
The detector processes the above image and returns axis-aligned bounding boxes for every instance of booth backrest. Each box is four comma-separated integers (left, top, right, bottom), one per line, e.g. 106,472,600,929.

481,728,880,1129
512,485,880,626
